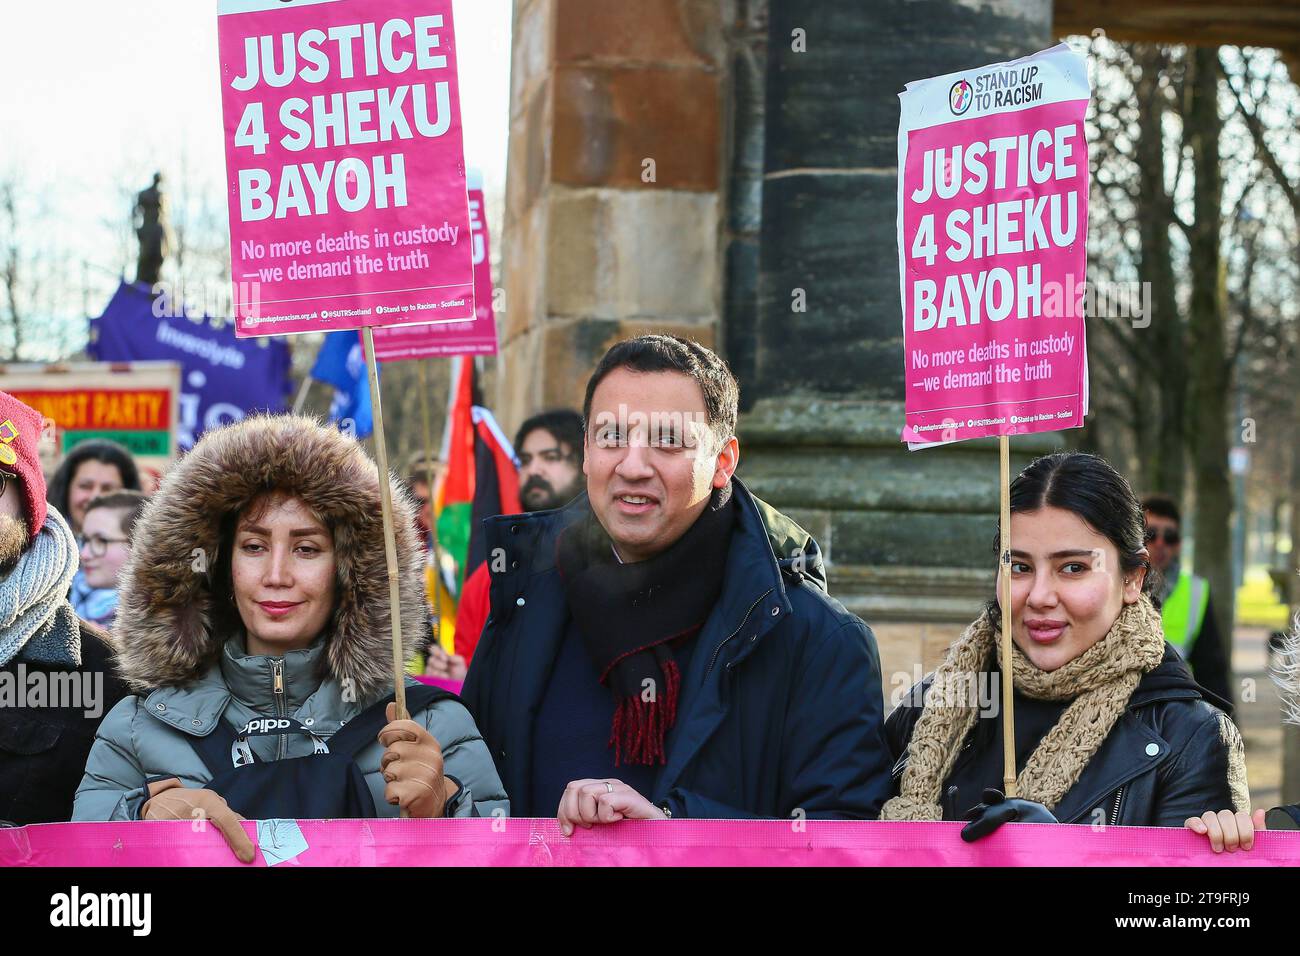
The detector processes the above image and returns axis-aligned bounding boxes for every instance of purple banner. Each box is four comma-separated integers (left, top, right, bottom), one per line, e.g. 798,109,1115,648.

89,281,292,450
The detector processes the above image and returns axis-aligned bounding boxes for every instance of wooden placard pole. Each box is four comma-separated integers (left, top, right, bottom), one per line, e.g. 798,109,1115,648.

417,359,446,654
999,435,1017,798
291,376,312,415
361,327,410,731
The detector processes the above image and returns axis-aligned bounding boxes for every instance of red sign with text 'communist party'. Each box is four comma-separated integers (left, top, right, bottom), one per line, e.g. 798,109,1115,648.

897,44,1091,449
218,0,474,338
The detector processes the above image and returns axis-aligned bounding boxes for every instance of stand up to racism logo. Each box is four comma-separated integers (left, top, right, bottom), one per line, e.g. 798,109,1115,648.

949,79,973,115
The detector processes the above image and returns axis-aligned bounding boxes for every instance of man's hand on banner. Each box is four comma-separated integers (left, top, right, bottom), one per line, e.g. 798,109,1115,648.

424,643,468,682
959,788,1057,842
557,778,667,836
141,777,256,863
379,703,456,818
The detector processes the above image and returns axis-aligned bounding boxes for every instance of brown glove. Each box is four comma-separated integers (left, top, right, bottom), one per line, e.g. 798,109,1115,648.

141,778,257,863
378,702,457,818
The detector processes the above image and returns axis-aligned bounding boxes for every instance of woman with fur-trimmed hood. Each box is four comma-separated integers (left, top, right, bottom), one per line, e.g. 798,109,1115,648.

74,416,507,858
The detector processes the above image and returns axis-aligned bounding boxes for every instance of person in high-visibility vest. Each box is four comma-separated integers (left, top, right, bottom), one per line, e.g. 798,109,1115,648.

1142,495,1231,703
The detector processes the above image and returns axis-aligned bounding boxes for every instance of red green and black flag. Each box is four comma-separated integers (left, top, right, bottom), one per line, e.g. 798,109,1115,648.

435,356,521,597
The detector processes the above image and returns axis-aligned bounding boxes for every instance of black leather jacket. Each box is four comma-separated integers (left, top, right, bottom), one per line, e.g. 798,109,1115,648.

885,645,1247,827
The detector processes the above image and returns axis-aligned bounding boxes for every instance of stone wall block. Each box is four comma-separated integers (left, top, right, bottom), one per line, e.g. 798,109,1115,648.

552,65,720,191
554,0,719,67
511,0,554,120
609,191,719,317
502,199,549,344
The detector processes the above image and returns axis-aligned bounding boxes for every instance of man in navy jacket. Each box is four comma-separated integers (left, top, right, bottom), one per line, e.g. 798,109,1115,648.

462,335,892,828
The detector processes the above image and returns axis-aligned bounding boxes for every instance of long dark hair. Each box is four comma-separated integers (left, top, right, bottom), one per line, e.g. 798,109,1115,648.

47,439,141,520
987,452,1155,626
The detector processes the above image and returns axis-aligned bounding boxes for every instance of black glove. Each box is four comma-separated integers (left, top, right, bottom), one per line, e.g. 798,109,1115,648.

960,787,1057,842
1265,805,1300,831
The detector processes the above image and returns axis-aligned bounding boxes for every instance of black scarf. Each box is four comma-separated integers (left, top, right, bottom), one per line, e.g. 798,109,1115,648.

556,483,736,765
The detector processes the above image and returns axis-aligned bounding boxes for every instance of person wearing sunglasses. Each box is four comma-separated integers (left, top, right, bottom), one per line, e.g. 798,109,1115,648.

1142,495,1231,703
74,491,149,629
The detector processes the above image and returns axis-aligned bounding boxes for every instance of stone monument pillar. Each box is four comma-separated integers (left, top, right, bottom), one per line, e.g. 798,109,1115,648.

734,0,1060,685
496,0,726,427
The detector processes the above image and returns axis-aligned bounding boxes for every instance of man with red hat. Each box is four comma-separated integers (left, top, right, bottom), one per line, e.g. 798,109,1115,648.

0,390,128,825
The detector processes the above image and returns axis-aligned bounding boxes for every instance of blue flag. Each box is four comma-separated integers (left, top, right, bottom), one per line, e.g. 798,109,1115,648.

89,281,292,450
310,331,374,438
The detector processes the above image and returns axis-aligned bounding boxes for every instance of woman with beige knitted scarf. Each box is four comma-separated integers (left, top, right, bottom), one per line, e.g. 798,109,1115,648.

882,453,1249,835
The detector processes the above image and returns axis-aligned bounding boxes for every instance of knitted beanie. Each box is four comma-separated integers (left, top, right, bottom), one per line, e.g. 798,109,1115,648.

0,390,49,539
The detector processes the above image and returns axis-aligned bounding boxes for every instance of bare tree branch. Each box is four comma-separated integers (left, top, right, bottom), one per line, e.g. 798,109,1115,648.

0,182,23,361
1221,50,1300,218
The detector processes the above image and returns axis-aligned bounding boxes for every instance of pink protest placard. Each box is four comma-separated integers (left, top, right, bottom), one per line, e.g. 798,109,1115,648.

218,0,475,338
4,819,1295,868
897,44,1091,449
372,170,498,360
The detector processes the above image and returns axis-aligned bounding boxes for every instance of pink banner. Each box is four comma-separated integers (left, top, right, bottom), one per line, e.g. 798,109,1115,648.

372,176,498,360
4,820,1296,867
898,44,1090,448
219,0,475,338
413,674,463,695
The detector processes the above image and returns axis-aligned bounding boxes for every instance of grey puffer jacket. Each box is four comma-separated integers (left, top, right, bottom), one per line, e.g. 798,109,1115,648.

70,415,508,820
75,636,507,820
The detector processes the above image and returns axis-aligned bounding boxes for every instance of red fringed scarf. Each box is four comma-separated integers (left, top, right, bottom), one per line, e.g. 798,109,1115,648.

556,484,736,766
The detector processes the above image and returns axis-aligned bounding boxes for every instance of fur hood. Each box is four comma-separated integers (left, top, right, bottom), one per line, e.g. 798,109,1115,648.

114,415,426,698
1275,616,1300,726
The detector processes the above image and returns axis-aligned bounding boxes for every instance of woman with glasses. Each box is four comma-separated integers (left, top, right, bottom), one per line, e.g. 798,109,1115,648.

75,491,148,628
49,440,143,627
47,439,140,536
882,453,1249,834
